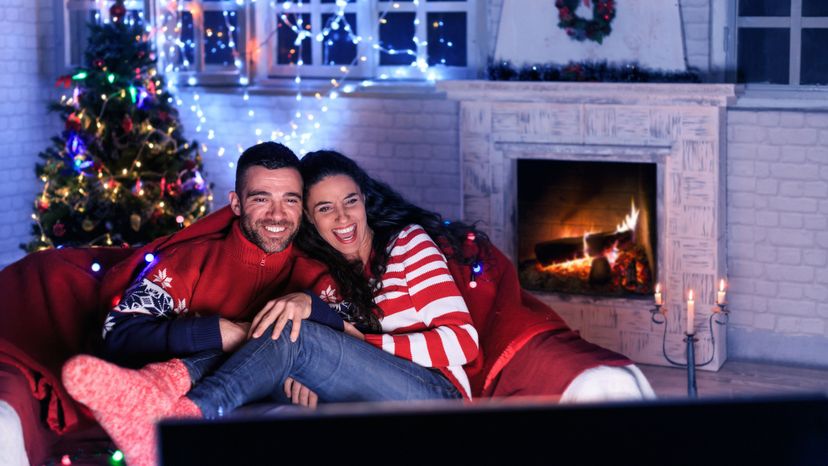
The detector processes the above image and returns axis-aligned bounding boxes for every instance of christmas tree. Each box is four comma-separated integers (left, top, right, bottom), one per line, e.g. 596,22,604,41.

24,1,211,252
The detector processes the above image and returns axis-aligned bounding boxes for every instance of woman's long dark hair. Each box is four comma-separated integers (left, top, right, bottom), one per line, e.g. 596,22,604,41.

296,150,488,332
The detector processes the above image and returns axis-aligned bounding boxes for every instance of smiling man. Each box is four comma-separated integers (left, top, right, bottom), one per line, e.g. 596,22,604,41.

100,142,343,366
230,163,302,254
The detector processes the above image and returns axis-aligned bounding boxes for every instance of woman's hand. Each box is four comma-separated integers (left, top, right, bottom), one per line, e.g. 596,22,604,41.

284,377,318,408
343,321,365,340
249,292,312,342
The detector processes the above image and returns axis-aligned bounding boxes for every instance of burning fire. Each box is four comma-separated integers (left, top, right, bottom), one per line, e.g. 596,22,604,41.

540,200,638,273
615,199,640,233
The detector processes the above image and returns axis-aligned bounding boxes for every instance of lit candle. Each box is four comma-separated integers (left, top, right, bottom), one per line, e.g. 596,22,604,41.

687,289,695,334
717,279,727,305
654,283,663,306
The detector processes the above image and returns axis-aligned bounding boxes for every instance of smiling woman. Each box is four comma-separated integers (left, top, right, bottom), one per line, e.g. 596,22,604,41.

305,174,373,265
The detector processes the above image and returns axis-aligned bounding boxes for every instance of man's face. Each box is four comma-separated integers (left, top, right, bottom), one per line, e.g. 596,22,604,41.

229,166,303,253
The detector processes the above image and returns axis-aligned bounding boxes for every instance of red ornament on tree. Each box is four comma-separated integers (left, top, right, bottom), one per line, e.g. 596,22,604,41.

167,184,181,197
55,75,72,88
121,115,134,134
110,0,127,22
53,222,66,237
36,199,50,212
66,113,82,131
93,58,105,69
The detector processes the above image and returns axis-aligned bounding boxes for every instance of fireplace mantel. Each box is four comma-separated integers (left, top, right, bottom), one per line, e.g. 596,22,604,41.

440,81,740,370
439,81,740,106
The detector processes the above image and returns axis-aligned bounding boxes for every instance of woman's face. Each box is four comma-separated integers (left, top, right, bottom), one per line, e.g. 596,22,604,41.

305,174,373,264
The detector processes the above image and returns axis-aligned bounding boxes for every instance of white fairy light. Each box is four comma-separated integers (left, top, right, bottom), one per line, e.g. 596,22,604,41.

152,0,446,167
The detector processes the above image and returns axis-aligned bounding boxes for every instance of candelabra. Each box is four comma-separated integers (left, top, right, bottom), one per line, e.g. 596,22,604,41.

649,302,729,397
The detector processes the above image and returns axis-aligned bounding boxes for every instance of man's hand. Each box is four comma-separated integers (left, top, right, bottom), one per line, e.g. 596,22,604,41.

249,292,312,342
219,319,251,352
284,377,318,409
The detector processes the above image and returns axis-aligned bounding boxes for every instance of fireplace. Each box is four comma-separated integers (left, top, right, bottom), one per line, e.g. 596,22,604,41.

441,81,738,370
517,160,657,297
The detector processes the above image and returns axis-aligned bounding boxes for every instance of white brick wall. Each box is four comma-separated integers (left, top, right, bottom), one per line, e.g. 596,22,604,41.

727,109,828,366
0,0,58,268
176,90,461,220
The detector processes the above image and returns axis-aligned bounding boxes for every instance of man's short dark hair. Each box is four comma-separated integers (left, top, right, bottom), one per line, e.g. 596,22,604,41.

235,142,300,194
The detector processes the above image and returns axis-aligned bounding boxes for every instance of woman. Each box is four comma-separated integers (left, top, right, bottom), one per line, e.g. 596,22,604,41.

62,150,484,465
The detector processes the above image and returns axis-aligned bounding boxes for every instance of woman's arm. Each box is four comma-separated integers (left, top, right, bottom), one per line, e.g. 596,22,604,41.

364,226,479,368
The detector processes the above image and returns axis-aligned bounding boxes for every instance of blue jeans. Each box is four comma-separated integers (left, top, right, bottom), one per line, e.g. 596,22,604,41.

185,320,461,418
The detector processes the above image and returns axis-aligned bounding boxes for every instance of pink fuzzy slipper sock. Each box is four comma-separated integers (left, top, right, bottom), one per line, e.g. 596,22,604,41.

62,355,199,466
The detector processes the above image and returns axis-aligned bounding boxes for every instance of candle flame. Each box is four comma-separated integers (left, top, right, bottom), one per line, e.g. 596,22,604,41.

688,289,694,301
655,283,661,293
719,279,726,292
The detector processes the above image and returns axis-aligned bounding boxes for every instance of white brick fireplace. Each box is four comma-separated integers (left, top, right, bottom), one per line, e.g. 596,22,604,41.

440,81,739,370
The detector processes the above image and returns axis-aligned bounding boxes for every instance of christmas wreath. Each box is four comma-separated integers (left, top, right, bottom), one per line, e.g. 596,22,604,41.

555,0,616,44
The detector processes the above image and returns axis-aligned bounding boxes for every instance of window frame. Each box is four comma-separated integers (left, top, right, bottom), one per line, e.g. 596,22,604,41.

265,1,374,79
62,0,250,86
62,0,481,87
158,0,250,86
63,0,150,69
264,0,479,82
724,0,828,88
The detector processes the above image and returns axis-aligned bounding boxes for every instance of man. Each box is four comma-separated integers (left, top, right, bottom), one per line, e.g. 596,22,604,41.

101,141,343,366
62,142,340,466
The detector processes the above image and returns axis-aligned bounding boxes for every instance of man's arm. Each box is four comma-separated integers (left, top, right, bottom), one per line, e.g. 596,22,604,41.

101,266,224,364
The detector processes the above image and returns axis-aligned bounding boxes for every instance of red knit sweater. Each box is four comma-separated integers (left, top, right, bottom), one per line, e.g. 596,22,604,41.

103,221,335,364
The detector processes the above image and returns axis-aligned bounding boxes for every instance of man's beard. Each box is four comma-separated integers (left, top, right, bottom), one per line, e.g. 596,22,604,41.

239,215,297,254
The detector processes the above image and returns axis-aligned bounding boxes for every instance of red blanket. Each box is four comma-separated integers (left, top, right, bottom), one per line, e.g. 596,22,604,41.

0,208,236,446
448,243,629,396
0,206,629,457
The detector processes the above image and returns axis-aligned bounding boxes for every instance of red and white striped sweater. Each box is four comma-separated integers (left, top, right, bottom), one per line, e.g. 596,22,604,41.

362,225,479,399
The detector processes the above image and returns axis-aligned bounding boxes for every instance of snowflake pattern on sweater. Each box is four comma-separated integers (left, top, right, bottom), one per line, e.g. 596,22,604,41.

318,284,355,322
103,268,189,339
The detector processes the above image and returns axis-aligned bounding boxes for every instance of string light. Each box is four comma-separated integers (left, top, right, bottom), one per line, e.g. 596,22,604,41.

57,0,457,206
146,0,452,162
91,262,102,272
144,253,156,263
472,262,482,274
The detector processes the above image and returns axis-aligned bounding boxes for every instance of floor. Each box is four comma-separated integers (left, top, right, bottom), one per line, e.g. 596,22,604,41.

637,360,828,399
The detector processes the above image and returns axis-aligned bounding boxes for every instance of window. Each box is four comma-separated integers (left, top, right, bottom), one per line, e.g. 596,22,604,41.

64,0,148,68
733,0,828,86
268,0,372,78
62,0,477,85
63,0,248,85
162,0,249,84
267,0,478,81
